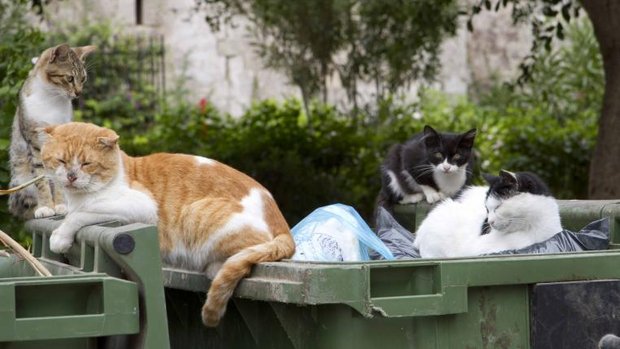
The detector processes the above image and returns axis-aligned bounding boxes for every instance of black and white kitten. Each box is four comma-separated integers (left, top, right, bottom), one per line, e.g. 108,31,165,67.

377,125,477,212
414,170,562,258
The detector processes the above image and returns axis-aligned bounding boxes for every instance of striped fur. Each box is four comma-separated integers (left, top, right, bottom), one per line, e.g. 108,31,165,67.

9,43,95,219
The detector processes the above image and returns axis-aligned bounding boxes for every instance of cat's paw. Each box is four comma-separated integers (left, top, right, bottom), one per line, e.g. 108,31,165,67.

49,230,74,253
54,204,68,215
8,186,37,218
34,206,56,218
424,191,443,204
399,193,424,204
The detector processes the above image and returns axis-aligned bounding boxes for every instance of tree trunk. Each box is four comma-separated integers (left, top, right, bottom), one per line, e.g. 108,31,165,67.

582,1,620,198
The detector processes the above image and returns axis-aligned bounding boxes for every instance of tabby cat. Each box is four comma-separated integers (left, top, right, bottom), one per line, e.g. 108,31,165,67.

9,43,96,220
377,125,477,214
40,122,295,327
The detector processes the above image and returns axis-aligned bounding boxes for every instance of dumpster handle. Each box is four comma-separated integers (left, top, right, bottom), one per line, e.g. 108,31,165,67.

369,284,468,317
368,263,468,318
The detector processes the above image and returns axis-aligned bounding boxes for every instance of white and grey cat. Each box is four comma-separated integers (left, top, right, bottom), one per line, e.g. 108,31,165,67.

414,170,562,258
377,125,477,215
8,43,95,220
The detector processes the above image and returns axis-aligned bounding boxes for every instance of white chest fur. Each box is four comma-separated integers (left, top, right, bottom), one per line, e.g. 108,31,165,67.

22,75,72,125
433,167,467,196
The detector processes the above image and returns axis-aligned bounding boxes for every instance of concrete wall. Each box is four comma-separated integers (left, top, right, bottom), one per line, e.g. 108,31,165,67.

40,0,531,115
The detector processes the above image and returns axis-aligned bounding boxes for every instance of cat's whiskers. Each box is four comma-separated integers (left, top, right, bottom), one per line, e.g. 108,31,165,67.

380,126,476,217
414,168,435,177
85,60,98,74
41,122,295,328
46,91,69,100
9,44,96,220
40,85,69,100
410,164,435,175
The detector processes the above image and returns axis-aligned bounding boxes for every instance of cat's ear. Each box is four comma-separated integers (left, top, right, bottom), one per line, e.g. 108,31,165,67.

49,43,71,64
499,170,518,186
423,125,440,147
97,135,119,149
43,125,57,135
482,173,499,185
72,45,97,62
460,128,477,148
423,125,438,136
35,125,57,145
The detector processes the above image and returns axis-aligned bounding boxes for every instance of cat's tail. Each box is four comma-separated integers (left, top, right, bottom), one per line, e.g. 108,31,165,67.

201,230,295,327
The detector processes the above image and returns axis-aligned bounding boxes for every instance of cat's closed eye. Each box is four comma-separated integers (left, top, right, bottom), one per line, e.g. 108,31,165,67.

81,162,92,167
57,158,66,164
66,76,74,83
433,152,442,159
453,154,462,160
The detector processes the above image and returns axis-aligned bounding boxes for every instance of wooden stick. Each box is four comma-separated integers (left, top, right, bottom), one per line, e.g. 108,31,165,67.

0,229,52,277
0,175,46,195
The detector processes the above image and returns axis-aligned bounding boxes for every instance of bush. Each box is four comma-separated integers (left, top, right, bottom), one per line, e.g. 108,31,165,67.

130,98,369,224
0,0,44,244
475,18,601,198
0,14,601,239
43,21,165,134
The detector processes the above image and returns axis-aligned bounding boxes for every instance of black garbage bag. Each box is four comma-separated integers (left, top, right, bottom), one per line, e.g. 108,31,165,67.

488,218,610,255
371,207,420,259
372,207,610,259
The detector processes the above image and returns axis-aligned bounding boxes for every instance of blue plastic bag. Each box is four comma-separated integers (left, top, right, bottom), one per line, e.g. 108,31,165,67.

291,204,394,261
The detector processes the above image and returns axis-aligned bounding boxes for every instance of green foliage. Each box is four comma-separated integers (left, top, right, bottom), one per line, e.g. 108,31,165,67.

465,0,582,84
198,0,459,109
475,19,601,198
0,0,44,244
0,7,601,241
43,22,165,136
129,98,369,223
479,108,596,198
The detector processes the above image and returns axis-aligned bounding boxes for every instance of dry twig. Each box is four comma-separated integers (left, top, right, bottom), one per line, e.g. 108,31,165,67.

0,175,45,195
0,229,52,277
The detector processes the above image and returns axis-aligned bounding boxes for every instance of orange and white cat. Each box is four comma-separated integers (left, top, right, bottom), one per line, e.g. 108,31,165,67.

40,122,295,327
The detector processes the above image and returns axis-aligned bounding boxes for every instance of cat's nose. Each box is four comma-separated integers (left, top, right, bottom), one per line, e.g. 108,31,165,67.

442,164,451,172
67,173,77,183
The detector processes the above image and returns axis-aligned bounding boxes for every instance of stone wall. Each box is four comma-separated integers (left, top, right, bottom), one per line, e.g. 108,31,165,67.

40,0,531,115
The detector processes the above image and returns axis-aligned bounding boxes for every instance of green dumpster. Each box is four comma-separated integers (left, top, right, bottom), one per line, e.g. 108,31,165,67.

7,200,620,348
161,199,620,349
0,220,170,349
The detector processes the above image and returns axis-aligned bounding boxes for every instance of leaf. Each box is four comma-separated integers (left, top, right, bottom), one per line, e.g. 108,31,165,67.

0,139,9,150
556,23,564,40
562,4,571,22
542,6,558,17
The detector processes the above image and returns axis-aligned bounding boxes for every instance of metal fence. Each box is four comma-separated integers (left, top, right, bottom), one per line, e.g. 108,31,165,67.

79,34,166,109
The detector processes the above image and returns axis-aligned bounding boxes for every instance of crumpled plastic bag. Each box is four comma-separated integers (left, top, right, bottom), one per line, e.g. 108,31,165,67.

371,207,420,259
488,218,610,255
291,204,394,261
373,207,610,259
